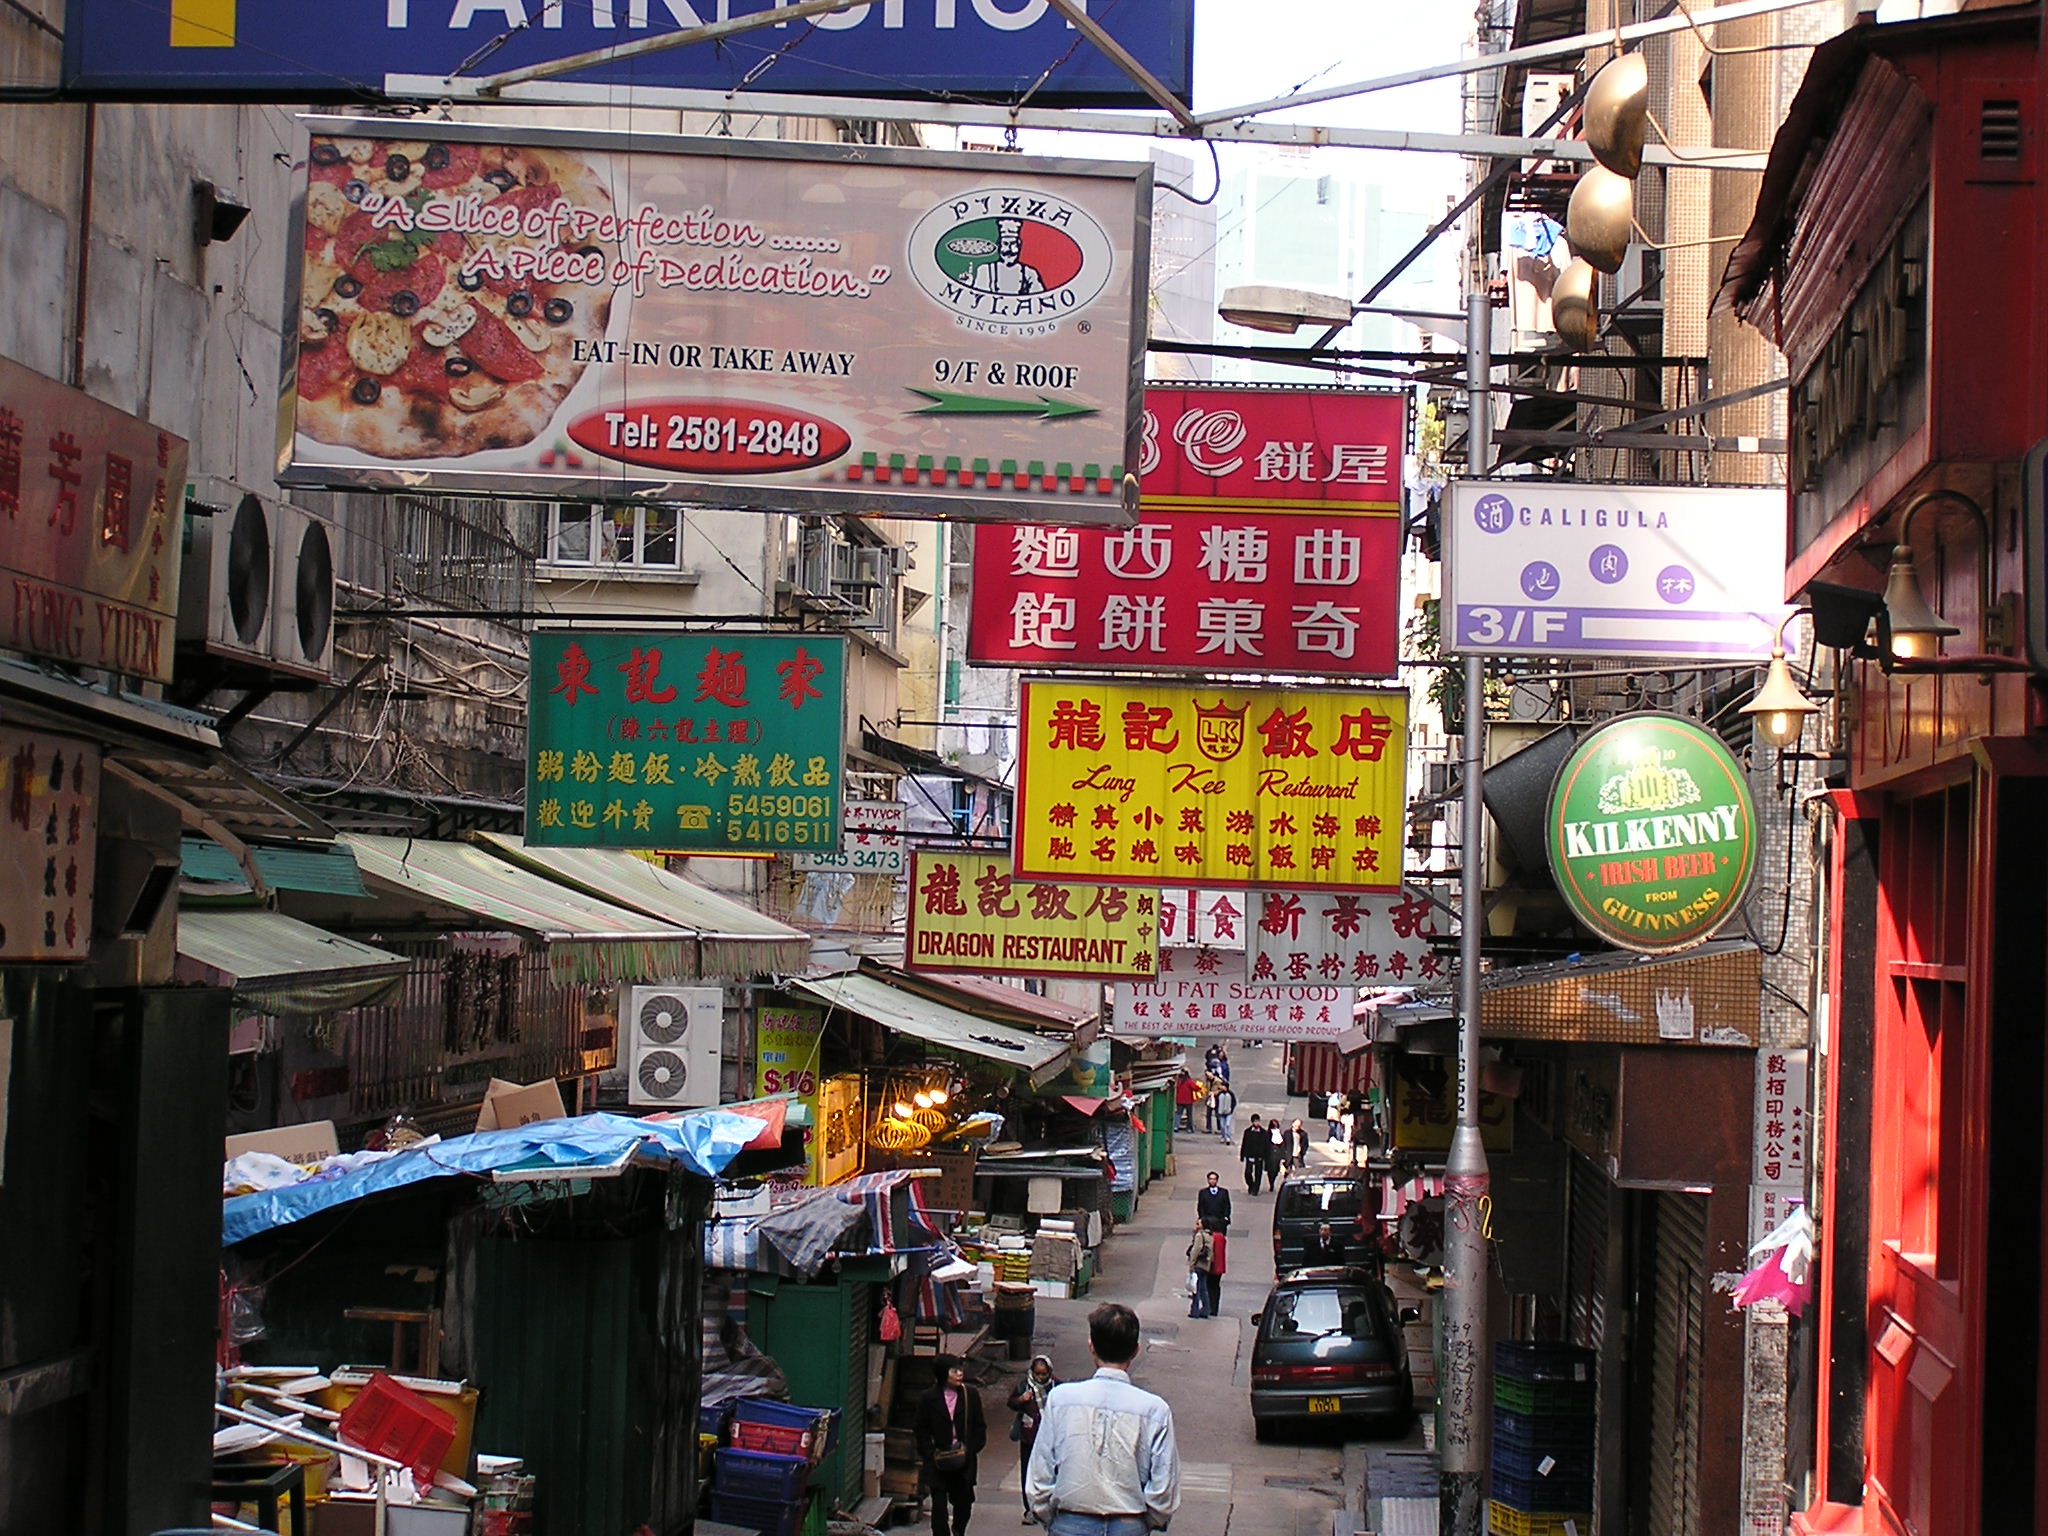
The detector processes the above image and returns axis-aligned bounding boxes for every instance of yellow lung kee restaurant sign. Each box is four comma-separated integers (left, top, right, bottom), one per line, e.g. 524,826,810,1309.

907,850,1158,979
1016,680,1408,891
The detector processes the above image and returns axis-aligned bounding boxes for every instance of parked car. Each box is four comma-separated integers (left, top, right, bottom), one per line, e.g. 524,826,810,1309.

1249,1266,1417,1440
1272,1173,1380,1275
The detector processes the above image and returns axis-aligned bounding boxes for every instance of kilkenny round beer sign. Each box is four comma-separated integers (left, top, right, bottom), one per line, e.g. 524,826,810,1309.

1544,713,1757,953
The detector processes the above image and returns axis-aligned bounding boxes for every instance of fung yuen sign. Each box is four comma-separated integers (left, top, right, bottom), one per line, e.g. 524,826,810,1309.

1545,714,1757,953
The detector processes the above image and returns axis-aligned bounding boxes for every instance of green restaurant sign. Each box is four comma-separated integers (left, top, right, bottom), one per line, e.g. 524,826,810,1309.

527,631,844,852
1545,713,1757,953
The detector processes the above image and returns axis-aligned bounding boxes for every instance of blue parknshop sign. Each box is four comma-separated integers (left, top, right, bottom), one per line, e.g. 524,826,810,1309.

62,0,1193,105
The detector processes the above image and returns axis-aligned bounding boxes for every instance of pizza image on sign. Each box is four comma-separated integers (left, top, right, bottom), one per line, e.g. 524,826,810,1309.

292,133,617,461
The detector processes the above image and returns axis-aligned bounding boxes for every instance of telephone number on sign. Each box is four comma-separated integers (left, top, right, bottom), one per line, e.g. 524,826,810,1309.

728,794,832,818
727,819,835,845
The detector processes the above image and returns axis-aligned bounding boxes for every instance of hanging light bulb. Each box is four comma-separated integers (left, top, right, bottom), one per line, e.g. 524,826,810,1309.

914,1091,933,1110
1739,627,1821,750
893,1100,914,1119
1881,542,1958,661
930,1086,949,1106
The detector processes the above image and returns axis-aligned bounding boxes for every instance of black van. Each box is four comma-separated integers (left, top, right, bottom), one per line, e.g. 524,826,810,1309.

1271,1173,1381,1275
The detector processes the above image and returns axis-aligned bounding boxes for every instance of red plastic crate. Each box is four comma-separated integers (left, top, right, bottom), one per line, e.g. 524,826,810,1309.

732,1420,816,1460
337,1371,457,1483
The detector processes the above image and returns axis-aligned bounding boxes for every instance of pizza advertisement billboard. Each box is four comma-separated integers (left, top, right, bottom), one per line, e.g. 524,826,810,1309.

62,3,1193,106
905,850,1159,980
277,119,1149,525
1014,678,1409,893
526,630,844,852
970,387,1407,675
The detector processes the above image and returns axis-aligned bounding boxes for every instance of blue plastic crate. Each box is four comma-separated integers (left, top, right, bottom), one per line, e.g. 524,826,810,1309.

1494,1341,1596,1385
710,1491,807,1536
700,1400,732,1437
732,1399,839,1455
1492,1408,1596,1458
1489,1466,1595,1513
714,1448,811,1502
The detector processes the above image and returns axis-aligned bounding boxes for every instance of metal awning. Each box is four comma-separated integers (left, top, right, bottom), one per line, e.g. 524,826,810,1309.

181,837,368,897
175,909,409,1015
787,971,1069,1085
344,834,696,986
472,833,812,979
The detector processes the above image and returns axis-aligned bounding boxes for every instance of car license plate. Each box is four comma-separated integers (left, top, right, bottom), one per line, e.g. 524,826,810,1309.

1307,1396,1341,1414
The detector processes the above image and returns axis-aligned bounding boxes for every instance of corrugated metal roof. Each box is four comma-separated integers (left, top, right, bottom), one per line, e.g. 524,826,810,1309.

175,908,408,1014
472,833,811,979
181,837,369,897
344,834,696,986
787,971,1069,1082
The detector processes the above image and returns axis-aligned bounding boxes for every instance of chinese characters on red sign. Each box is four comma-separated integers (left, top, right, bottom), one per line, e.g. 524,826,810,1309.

970,388,1405,676
527,632,844,851
1015,679,1409,892
1750,1048,1808,1245
1110,978,1354,1040
1245,887,1449,987
0,357,186,682
0,728,99,962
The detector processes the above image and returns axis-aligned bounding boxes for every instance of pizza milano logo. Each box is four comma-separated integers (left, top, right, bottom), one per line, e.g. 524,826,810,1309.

907,188,1116,335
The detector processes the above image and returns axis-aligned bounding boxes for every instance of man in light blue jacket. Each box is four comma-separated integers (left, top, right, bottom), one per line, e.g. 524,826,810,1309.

1025,1304,1182,1535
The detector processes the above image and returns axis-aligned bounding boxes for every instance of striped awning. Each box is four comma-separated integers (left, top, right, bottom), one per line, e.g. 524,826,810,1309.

472,833,812,979
345,834,696,986
175,909,408,1015
787,971,1069,1084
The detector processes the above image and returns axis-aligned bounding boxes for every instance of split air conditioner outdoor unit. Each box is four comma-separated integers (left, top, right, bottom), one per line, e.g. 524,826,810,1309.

179,479,336,681
623,984,723,1109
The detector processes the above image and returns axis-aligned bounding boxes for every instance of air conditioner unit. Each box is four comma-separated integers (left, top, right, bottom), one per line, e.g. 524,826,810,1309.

270,502,336,680
790,520,854,612
180,478,274,664
624,984,722,1109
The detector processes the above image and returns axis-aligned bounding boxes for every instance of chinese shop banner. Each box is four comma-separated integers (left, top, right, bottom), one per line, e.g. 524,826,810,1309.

0,729,99,962
1750,1047,1809,1246
1111,979,1354,1040
1155,888,1247,949
1015,679,1408,892
969,387,1405,675
1245,888,1449,988
793,799,906,875
0,356,186,683
526,631,843,852
906,850,1158,980
280,119,1148,528
1388,1053,1513,1154
756,1004,825,1184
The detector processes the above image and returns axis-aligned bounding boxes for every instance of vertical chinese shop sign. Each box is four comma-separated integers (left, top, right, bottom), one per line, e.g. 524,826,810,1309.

1015,679,1408,892
756,1004,826,1184
528,632,844,851
906,850,1158,979
0,728,99,962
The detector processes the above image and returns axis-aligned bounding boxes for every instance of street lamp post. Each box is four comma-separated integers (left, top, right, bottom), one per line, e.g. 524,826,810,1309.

1441,287,1494,1536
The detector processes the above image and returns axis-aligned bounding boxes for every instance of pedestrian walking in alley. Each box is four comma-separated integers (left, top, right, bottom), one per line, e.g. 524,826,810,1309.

1263,1119,1285,1188
1173,1070,1196,1132
1213,1046,1231,1085
1186,1223,1217,1318
916,1355,988,1536
1282,1118,1309,1174
1007,1355,1060,1523
1025,1303,1182,1534
1196,1171,1232,1234
1211,1080,1237,1144
1240,1115,1269,1193
1200,1227,1226,1316
1343,1086,1369,1166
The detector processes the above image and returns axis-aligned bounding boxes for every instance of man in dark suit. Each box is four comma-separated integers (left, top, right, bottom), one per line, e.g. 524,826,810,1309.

915,1355,988,1536
1196,1171,1232,1233
1305,1221,1345,1267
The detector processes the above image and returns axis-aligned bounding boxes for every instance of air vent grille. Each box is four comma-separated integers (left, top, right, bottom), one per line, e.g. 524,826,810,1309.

1981,100,2022,161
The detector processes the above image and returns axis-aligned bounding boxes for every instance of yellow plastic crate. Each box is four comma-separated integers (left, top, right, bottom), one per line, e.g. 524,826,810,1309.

1487,1503,1592,1536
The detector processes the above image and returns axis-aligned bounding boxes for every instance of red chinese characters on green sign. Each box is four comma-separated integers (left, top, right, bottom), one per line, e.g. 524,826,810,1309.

527,631,844,851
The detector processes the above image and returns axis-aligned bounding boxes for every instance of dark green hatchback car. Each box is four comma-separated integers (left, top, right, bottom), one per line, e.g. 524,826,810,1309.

1249,1266,1416,1439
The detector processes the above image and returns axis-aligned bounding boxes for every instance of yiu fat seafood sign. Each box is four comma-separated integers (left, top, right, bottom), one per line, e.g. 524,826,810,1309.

1544,714,1758,953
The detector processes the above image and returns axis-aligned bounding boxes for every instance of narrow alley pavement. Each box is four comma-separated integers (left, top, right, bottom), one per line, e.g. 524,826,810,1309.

967,1044,1438,1536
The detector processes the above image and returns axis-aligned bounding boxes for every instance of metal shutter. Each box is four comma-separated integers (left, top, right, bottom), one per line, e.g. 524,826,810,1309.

840,1282,872,1505
1646,1192,1709,1536
1565,1152,1610,1350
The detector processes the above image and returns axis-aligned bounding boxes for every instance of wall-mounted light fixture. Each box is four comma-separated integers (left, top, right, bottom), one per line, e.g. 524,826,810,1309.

1879,489,1986,661
1738,612,1821,750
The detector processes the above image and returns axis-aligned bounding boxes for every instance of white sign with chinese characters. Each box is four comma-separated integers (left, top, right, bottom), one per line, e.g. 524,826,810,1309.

1111,978,1355,1039
1155,888,1248,949
793,799,907,874
1244,887,1450,989
1748,1047,1809,1245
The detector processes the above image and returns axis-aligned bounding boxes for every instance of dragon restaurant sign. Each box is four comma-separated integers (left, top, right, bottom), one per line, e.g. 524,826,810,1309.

1544,714,1757,954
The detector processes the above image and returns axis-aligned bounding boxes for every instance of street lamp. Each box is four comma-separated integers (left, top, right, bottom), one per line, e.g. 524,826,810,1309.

1738,613,1821,750
1217,284,1467,336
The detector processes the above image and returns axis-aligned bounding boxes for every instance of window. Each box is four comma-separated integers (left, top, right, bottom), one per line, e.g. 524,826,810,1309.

546,503,683,570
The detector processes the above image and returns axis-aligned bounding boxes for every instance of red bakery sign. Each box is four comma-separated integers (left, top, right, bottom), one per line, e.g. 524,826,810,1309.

969,387,1406,677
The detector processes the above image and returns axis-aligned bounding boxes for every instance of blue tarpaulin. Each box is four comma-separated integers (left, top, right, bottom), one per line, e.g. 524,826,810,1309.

223,1110,772,1245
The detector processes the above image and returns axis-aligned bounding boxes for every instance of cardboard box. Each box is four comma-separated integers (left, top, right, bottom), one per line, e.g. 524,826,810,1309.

225,1120,340,1165
474,1078,566,1133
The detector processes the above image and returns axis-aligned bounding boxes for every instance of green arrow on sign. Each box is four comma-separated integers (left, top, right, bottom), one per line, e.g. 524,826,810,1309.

907,388,1097,421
